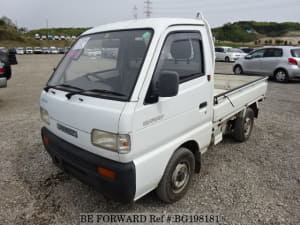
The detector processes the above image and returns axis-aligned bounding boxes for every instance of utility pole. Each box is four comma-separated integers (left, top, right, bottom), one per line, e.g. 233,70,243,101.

144,0,152,18
46,19,49,39
133,5,138,20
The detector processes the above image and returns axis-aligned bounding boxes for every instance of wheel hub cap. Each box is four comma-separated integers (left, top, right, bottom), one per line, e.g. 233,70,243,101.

171,163,189,193
276,71,286,81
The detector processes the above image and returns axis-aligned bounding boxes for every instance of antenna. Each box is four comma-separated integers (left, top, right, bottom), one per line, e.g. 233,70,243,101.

144,0,152,18
133,5,138,20
196,12,204,20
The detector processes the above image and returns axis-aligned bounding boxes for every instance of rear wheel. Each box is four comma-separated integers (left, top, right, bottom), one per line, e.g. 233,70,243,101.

234,65,243,75
233,108,254,142
156,147,195,203
274,69,289,83
225,56,230,62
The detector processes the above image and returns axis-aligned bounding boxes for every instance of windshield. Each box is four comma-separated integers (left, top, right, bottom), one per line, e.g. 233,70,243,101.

48,29,153,101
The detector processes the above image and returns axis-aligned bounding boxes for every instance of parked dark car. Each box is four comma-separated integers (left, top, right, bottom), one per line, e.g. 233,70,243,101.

0,49,17,88
240,47,255,53
58,48,65,54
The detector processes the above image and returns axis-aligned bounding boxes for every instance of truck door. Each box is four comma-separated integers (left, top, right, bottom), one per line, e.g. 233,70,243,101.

133,26,213,189
131,28,213,197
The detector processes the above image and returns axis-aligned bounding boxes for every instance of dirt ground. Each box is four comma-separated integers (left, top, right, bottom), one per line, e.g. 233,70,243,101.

0,55,299,225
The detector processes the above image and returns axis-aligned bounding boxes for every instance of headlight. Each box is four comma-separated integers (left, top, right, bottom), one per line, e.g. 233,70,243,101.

91,129,131,154
40,107,50,125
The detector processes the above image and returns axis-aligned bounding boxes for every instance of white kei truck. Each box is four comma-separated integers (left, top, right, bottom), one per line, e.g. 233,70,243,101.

40,16,268,203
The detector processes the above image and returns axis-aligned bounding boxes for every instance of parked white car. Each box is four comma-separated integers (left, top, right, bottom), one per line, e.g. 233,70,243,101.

215,46,247,62
25,47,33,54
34,34,40,40
49,46,58,54
16,47,25,54
40,17,268,203
34,47,42,54
42,47,50,54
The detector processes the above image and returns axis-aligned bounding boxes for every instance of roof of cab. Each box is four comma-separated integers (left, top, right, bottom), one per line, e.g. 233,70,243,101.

82,18,205,36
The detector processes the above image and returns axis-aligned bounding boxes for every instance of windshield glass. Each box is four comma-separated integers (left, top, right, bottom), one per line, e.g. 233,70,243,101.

228,48,243,53
48,29,153,101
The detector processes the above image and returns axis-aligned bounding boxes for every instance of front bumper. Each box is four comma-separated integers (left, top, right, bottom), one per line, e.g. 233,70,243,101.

41,127,136,203
0,77,7,88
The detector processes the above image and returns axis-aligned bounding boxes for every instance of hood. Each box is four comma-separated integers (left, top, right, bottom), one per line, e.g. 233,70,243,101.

40,89,126,134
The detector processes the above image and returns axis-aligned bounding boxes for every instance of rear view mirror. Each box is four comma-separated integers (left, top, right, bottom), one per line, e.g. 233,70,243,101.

158,71,179,97
8,48,17,65
245,55,252,59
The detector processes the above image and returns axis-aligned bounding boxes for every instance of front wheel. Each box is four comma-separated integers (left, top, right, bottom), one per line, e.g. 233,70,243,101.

225,56,230,62
274,69,289,83
156,148,195,203
234,65,243,75
233,108,254,142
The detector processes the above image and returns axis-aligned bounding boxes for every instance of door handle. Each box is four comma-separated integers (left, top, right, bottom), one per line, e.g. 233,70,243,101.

199,101,207,109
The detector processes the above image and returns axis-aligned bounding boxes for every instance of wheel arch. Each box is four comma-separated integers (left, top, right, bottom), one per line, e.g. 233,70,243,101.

233,64,243,73
248,102,259,118
179,140,201,173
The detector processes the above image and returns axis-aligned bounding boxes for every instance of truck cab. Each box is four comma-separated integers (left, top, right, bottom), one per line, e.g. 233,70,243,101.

40,18,267,203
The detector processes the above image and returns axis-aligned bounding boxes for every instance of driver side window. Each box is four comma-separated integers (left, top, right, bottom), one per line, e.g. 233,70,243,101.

145,32,204,104
250,49,265,58
154,32,204,83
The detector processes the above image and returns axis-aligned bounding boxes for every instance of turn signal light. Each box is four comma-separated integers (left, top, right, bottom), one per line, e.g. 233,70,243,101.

97,167,116,180
288,58,298,65
43,136,49,144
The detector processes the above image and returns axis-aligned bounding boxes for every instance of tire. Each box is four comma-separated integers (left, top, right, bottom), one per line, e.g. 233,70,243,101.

156,147,195,203
225,57,230,62
233,108,254,142
234,65,243,75
274,69,289,83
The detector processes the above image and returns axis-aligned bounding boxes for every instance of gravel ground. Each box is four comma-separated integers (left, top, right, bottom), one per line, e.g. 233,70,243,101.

0,55,299,225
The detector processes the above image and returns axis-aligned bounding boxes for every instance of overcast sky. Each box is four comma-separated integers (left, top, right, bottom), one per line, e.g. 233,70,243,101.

1,0,300,30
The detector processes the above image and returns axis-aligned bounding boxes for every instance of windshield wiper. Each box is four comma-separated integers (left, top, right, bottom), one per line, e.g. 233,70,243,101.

44,84,83,92
65,89,125,99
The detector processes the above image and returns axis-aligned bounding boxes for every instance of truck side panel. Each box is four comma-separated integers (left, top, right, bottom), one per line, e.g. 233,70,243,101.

213,78,268,122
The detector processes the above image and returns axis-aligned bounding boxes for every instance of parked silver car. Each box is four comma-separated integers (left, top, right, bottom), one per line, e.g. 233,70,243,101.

215,46,247,62
233,46,300,82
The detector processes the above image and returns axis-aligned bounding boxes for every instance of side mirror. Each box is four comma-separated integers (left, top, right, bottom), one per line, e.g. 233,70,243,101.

158,71,179,97
245,55,252,59
8,48,17,65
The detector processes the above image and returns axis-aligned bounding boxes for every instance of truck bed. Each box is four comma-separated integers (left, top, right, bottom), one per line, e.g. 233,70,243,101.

213,74,268,123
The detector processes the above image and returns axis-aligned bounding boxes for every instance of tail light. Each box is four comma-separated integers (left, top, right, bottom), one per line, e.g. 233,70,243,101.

0,68,4,74
288,58,298,65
